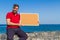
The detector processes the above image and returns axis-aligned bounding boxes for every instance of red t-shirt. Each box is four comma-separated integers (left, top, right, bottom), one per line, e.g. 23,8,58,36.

6,12,20,28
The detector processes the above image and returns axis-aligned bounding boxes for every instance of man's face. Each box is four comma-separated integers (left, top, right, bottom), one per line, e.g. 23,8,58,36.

13,6,18,14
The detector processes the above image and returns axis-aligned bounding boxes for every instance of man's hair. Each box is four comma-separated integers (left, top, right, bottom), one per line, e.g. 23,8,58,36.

13,4,19,8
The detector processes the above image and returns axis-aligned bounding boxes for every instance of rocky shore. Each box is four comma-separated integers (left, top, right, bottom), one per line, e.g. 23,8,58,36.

0,31,60,40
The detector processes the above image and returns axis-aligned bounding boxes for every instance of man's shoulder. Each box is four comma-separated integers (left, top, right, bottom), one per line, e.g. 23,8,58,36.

7,12,12,14
7,12,12,15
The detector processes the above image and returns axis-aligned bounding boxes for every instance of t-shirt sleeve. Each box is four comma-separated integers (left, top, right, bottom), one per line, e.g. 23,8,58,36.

6,13,11,19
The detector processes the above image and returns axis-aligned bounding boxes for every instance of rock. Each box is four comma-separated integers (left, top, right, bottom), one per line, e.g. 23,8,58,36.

0,31,60,40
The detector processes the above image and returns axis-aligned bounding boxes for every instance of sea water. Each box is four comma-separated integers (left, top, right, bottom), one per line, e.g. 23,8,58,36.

0,24,60,34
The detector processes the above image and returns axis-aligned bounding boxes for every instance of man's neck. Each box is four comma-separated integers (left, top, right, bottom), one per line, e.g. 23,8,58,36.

12,12,17,16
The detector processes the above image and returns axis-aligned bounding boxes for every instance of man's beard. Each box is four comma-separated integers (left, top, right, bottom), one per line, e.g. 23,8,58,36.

12,10,17,14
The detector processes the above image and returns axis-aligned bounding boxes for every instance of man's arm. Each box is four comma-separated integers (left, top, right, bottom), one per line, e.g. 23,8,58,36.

6,19,19,26
19,20,24,26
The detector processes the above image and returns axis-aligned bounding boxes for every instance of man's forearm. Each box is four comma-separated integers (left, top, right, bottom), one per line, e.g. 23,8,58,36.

7,22,19,26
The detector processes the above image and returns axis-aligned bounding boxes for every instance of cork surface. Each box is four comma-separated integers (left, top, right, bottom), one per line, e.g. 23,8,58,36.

20,13,39,26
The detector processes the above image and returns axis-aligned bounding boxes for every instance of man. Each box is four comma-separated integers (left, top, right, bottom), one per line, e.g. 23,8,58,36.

6,4,28,40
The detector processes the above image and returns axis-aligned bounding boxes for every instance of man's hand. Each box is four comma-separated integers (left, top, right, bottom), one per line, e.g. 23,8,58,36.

21,24,24,26
18,24,24,26
18,24,21,26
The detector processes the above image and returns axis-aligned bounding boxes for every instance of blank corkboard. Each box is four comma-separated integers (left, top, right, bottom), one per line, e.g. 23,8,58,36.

20,13,39,26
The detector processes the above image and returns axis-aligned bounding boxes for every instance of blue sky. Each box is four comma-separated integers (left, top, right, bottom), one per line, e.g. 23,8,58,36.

0,0,60,24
